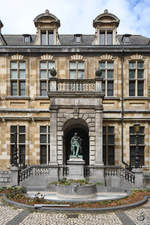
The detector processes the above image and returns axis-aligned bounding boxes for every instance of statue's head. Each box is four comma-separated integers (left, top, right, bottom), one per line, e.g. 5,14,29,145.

74,132,78,136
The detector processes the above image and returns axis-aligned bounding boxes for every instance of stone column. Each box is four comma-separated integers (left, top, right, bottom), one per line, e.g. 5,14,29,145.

49,78,57,91
95,108,103,165
132,168,144,188
49,108,58,165
10,166,19,186
89,108,104,183
95,77,103,92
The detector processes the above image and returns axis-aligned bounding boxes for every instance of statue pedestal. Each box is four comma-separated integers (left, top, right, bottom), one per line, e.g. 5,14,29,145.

67,156,85,180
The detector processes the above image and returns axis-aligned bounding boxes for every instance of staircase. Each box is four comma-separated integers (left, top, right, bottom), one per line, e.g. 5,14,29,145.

104,166,136,191
18,165,68,191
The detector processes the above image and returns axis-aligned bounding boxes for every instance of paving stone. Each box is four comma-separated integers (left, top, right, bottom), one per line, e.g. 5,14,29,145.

125,208,150,225
20,212,123,225
0,199,150,225
115,211,136,225
0,205,22,225
6,210,30,225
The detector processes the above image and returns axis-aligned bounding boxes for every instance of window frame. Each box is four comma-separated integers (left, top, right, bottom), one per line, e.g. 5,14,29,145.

99,30,113,45
41,30,54,45
40,125,50,164
40,60,55,96
129,126,145,167
99,60,114,96
10,125,26,166
103,126,115,165
129,60,144,97
69,61,84,79
10,61,26,96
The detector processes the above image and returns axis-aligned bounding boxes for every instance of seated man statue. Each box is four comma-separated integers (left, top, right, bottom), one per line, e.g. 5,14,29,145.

71,132,82,157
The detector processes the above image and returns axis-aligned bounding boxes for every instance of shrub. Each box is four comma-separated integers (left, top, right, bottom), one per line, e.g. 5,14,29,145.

0,187,4,192
6,186,27,199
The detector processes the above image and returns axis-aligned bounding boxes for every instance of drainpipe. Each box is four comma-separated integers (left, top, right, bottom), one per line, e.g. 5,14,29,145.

121,48,128,168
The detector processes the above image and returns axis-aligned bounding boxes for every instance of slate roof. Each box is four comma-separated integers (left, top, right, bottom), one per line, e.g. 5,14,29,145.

1,34,150,46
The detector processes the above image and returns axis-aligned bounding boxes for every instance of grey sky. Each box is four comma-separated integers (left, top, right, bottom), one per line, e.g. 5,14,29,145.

0,0,150,37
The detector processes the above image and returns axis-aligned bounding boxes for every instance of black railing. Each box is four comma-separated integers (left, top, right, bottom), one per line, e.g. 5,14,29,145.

18,166,33,183
18,165,135,184
18,165,68,184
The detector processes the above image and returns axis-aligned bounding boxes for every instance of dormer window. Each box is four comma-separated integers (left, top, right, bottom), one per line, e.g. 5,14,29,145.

41,30,54,45
23,34,32,43
48,31,54,45
93,10,119,45
100,31,113,45
121,34,131,44
34,10,60,45
74,34,82,43
41,31,46,45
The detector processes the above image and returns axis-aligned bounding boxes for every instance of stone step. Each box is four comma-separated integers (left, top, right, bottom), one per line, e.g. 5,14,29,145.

21,175,51,191
26,186,47,191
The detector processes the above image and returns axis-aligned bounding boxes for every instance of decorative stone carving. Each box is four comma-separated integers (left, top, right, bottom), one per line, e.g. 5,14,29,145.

71,54,83,61
129,54,143,60
11,54,24,60
41,54,53,60
99,54,114,60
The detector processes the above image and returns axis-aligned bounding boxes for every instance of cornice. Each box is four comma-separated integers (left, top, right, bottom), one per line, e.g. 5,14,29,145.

0,45,150,54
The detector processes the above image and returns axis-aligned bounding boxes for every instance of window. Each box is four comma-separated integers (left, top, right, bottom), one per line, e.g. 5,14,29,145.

103,126,115,165
129,61,144,96
69,61,84,79
99,61,114,96
40,126,50,164
10,125,26,166
10,61,26,96
40,61,55,96
130,126,145,167
100,31,113,45
24,35,31,43
41,30,54,45
48,31,54,45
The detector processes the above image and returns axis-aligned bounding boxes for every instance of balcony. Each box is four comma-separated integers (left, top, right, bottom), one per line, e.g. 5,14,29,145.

48,78,104,98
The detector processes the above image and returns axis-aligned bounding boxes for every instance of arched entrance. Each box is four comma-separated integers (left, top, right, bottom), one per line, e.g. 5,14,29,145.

63,119,89,165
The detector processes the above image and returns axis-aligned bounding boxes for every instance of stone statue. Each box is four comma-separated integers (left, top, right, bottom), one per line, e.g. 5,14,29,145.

71,132,82,157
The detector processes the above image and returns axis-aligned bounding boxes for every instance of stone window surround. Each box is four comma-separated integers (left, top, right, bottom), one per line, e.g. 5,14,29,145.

10,60,26,96
40,30,54,45
129,125,145,166
37,56,57,96
128,59,145,97
10,124,26,166
7,56,29,97
40,125,50,164
39,60,55,96
98,59,114,97
69,61,84,79
99,30,113,45
68,55,88,79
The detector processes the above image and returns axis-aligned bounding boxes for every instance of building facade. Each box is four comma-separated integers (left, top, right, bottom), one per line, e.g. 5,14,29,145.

0,9,150,171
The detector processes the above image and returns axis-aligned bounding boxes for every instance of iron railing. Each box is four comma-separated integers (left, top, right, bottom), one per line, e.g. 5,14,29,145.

18,165,135,184
18,165,68,184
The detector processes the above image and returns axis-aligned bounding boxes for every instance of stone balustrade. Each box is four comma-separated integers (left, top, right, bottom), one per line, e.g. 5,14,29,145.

48,78,103,93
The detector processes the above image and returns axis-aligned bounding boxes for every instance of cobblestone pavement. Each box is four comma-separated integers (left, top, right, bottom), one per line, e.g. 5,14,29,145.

1,198,150,225
0,199,23,225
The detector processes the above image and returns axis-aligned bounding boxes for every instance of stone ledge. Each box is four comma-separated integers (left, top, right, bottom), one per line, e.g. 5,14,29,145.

2,193,149,212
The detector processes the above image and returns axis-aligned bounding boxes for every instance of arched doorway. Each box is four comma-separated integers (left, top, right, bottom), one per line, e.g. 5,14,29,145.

63,119,89,165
